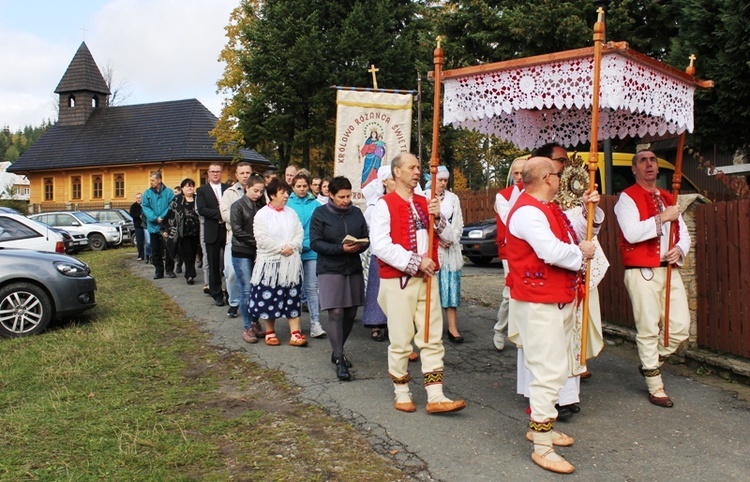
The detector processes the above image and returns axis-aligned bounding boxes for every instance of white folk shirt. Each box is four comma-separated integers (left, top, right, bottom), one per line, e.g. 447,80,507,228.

614,191,691,265
494,184,523,224
507,201,588,272
370,194,454,273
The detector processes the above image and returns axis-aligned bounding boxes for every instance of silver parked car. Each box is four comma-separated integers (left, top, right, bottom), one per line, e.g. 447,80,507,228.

84,209,135,244
29,211,122,251
0,249,97,337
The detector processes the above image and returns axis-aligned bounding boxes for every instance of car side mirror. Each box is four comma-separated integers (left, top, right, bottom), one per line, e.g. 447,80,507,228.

71,221,80,226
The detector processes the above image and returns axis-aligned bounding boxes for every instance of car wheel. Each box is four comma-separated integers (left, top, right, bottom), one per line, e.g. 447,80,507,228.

0,282,53,337
88,233,107,251
468,256,493,266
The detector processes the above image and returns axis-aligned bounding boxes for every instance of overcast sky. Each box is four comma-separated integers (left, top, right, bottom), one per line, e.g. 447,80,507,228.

0,0,237,131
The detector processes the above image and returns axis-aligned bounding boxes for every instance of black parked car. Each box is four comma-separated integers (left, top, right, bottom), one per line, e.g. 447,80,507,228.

460,219,498,266
0,249,97,337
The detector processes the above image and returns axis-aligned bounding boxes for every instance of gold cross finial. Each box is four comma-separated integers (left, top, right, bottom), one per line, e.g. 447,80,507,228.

437,36,442,49
597,7,604,22
368,64,379,89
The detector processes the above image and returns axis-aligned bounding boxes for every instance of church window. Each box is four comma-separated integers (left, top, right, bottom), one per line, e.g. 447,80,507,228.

92,175,103,199
44,178,54,201
114,173,125,198
71,176,81,200
68,95,76,108
92,95,99,108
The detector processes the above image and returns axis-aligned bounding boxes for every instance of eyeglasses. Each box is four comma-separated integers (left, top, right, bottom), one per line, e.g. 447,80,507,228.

546,171,562,179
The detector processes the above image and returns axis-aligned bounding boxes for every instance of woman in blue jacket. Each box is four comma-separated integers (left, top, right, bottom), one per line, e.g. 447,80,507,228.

287,173,324,338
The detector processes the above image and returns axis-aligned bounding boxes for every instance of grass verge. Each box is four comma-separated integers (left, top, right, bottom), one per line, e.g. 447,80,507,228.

0,249,408,481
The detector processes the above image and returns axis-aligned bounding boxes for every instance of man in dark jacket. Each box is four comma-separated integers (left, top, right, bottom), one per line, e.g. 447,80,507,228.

197,163,229,306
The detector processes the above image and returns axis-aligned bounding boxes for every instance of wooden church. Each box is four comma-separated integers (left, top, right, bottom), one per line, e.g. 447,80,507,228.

10,42,270,211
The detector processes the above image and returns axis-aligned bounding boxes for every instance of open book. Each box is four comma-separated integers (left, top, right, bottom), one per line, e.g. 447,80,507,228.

342,234,369,245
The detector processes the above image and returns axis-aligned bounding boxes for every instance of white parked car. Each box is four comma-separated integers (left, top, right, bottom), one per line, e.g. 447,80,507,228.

0,213,66,253
29,211,122,251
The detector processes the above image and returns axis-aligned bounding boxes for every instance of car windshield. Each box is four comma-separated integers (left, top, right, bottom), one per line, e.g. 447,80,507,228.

118,210,134,222
26,217,56,231
73,212,100,224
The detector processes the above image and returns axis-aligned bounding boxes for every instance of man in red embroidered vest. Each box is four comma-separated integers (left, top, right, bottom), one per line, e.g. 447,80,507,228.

507,157,595,474
492,156,526,351
614,150,690,408
371,153,467,415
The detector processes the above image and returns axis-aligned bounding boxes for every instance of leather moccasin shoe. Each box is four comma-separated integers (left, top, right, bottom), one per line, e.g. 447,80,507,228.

395,400,416,413
531,449,575,474
526,430,574,447
408,351,419,362
649,393,674,408
426,400,467,414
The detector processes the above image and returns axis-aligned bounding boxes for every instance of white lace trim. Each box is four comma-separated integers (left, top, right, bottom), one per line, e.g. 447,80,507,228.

443,52,696,150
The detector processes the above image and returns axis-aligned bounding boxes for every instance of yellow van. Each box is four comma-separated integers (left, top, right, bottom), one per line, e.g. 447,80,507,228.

509,152,699,194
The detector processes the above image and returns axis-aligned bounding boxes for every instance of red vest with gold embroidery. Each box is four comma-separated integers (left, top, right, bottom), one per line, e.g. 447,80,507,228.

506,193,580,304
378,192,440,278
495,183,522,259
619,184,679,267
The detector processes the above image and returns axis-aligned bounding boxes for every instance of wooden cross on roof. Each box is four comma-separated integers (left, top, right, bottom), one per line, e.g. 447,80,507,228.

368,64,379,89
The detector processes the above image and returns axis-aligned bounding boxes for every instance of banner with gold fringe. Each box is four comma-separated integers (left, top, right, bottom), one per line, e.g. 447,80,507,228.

334,88,413,209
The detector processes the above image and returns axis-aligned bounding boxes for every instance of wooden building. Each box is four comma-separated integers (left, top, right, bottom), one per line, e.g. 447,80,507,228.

9,42,270,212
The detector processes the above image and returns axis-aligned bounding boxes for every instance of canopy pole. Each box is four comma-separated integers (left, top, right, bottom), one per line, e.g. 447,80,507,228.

580,7,605,367
425,37,444,343
664,56,696,346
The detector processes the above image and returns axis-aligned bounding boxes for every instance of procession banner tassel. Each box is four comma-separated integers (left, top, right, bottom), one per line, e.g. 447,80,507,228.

580,7,605,367
425,37,444,344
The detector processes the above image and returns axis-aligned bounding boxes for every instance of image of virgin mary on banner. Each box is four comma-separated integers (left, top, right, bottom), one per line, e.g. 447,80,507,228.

334,88,413,209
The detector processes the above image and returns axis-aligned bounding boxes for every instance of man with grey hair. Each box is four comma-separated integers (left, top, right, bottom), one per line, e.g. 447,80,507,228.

492,156,526,350
285,164,298,185
142,171,175,279
371,152,467,415
614,149,690,408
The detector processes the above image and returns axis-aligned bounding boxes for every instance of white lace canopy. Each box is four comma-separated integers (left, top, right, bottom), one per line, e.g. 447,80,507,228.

443,48,703,150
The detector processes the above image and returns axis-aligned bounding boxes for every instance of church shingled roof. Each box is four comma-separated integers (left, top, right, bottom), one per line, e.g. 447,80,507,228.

54,42,111,95
9,99,270,172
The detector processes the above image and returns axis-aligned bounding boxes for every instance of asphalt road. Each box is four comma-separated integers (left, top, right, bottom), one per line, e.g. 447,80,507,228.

132,256,750,481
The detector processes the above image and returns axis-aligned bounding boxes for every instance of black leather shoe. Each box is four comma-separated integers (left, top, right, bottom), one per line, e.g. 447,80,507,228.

166,272,176,278
447,332,464,343
331,353,352,368
214,297,225,307
561,403,580,414
186,277,194,285
153,274,163,280
333,356,351,381
555,404,574,421
175,266,182,274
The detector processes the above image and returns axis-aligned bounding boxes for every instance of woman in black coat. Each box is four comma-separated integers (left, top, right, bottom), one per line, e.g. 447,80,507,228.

310,176,369,381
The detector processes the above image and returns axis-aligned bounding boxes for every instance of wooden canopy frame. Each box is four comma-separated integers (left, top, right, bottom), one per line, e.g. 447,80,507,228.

428,8,713,363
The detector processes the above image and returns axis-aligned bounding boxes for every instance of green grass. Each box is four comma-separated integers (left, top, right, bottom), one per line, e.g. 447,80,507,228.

0,249,407,481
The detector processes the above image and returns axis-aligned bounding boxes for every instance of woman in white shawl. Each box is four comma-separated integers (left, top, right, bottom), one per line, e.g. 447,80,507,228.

425,166,465,343
248,178,307,347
